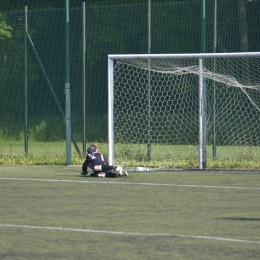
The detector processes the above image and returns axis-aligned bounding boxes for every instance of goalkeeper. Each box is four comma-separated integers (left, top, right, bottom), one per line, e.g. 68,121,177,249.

81,144,128,177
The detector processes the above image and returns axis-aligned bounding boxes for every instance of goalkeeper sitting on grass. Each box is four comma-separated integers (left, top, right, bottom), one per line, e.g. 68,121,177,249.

81,144,128,177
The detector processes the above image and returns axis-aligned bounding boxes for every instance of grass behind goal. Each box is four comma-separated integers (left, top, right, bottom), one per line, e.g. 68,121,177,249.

0,165,259,260
1,141,260,169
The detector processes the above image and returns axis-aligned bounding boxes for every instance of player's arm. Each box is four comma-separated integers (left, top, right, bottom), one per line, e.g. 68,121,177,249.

82,155,92,173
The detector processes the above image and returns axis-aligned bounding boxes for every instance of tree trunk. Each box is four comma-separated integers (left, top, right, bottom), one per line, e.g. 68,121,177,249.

238,0,249,52
238,0,250,80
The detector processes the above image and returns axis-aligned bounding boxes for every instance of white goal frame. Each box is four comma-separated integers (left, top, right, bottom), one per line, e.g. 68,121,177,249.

108,52,260,169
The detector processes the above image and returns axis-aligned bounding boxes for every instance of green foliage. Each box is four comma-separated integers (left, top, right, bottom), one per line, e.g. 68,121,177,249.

0,1,174,12
1,1,260,169
29,119,47,141
0,13,12,39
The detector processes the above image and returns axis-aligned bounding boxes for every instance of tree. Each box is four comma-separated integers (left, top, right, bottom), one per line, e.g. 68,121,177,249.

0,13,12,39
238,0,249,52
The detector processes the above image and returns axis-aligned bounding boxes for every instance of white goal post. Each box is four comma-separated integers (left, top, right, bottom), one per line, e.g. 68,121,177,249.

108,52,260,169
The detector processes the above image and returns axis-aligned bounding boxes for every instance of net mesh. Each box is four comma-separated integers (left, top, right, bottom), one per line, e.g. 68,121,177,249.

112,56,260,166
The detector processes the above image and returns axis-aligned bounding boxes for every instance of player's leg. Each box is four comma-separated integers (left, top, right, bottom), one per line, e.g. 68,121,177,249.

104,171,119,177
90,171,119,178
93,165,128,176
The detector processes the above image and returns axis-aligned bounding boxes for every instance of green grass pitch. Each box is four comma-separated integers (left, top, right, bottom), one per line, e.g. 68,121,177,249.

0,165,259,260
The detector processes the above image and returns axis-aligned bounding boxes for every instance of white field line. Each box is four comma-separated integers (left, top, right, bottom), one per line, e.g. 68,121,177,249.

0,223,259,245
0,177,260,190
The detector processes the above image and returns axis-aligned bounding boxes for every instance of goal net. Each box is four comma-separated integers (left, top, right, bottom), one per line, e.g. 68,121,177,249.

108,53,260,169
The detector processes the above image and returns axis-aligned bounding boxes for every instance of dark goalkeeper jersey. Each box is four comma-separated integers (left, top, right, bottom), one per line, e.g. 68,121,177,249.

82,152,108,173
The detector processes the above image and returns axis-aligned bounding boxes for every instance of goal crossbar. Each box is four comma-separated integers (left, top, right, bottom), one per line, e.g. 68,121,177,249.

108,52,260,60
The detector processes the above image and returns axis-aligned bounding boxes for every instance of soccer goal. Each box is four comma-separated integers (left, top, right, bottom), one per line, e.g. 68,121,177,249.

108,52,260,169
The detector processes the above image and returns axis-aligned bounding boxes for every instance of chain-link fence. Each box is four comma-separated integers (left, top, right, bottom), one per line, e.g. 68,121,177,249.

0,1,260,166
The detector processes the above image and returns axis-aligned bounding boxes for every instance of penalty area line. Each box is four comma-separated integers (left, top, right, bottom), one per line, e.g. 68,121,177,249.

0,224,259,245
0,177,260,190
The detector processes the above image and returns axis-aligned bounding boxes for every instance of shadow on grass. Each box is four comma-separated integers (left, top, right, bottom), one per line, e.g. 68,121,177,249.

218,217,260,221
